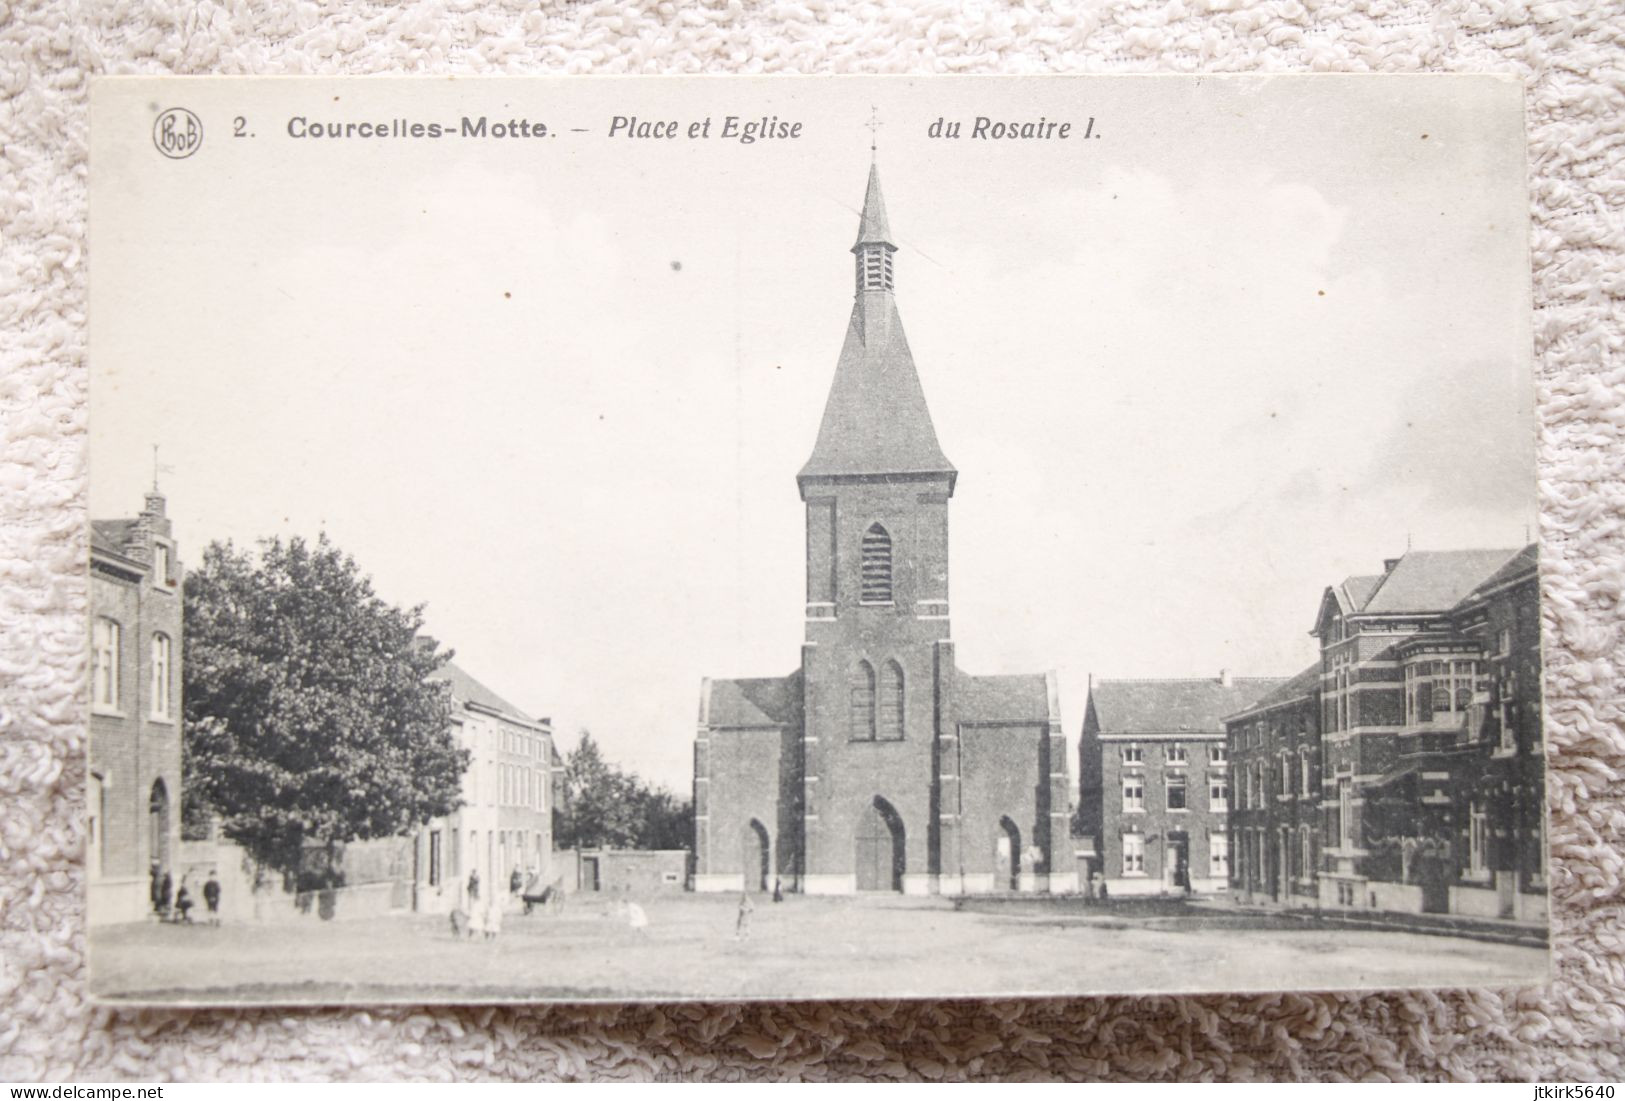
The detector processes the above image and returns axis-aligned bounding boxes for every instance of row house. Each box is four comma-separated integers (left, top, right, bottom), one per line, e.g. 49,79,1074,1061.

88,490,184,924
1224,665,1321,908
1078,674,1285,896
414,661,557,913
1225,545,1546,924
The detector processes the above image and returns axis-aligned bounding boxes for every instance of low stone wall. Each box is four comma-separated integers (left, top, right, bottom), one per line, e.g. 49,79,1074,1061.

1368,880,1425,914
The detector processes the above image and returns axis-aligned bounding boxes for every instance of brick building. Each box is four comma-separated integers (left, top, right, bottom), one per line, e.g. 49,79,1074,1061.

414,661,555,913
694,164,1073,896
1224,665,1321,908
1311,545,1546,920
89,490,184,925
1078,674,1285,896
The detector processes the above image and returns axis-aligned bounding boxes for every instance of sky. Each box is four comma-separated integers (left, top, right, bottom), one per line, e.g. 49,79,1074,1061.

89,75,1536,793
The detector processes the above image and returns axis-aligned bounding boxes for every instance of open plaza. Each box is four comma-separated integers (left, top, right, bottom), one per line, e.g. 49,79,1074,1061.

90,894,1547,1005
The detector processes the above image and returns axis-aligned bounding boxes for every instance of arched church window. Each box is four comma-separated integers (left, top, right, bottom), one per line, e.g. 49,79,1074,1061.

861,524,893,604
879,660,904,741
849,660,876,741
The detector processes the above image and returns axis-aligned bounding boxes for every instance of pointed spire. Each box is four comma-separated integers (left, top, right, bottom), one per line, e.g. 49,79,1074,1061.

853,162,894,250
801,165,955,494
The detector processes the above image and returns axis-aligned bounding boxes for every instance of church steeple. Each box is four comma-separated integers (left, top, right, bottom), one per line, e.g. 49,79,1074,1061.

798,164,956,495
852,163,896,293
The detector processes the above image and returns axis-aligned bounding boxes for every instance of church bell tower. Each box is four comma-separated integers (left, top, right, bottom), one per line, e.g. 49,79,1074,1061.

794,162,960,894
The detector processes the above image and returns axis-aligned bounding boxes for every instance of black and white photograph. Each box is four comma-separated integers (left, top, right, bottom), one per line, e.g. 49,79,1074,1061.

85,74,1548,1004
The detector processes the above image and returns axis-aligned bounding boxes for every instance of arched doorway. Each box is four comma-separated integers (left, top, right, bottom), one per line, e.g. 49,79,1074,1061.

148,779,170,873
854,797,904,892
743,819,771,892
996,817,1021,891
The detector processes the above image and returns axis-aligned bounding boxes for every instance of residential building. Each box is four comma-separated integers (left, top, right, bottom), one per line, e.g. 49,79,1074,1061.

1313,545,1546,921
88,490,184,925
694,163,1073,896
1224,664,1322,908
414,662,555,913
1078,673,1285,896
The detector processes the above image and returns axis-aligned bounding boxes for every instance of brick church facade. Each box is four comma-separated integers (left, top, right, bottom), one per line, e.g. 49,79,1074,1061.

693,164,1074,896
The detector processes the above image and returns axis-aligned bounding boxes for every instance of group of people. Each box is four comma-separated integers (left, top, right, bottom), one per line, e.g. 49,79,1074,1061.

149,865,222,924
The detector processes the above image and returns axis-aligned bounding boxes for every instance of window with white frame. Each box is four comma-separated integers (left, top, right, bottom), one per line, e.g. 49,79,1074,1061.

1209,743,1227,764
1121,743,1142,765
1166,774,1187,811
1167,743,1187,765
92,618,120,711
1209,777,1228,813
1469,802,1489,879
1122,775,1144,813
154,542,172,587
1301,826,1313,880
1122,832,1145,875
150,633,172,719
1210,833,1228,878
1299,747,1312,797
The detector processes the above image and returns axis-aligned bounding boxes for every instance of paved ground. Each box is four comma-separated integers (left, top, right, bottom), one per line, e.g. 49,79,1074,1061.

89,893,1551,1005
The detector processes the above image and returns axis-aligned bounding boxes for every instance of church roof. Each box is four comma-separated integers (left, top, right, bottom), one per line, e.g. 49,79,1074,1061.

704,674,801,728
430,660,538,727
1088,677,1288,737
1361,548,1524,615
957,673,1052,724
799,166,956,489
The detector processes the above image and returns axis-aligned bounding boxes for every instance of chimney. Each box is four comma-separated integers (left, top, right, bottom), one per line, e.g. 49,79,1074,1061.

1218,668,1232,687
1383,558,1401,573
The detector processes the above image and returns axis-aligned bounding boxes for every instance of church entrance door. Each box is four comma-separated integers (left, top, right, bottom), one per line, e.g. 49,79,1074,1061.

854,799,904,892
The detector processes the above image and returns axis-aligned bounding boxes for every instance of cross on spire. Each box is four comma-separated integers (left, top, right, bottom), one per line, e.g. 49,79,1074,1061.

864,106,881,158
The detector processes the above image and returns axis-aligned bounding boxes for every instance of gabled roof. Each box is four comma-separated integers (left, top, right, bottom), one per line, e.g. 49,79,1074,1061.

705,674,800,729
958,672,1052,724
1361,548,1524,615
1089,677,1287,736
90,519,136,555
1224,663,1320,723
1454,543,1538,608
430,660,537,727
799,167,955,489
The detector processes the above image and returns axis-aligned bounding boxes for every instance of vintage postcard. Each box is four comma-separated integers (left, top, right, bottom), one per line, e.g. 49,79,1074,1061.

86,75,1548,1004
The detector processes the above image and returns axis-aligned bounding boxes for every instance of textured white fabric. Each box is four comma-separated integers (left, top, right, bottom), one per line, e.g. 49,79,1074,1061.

2,0,1622,1082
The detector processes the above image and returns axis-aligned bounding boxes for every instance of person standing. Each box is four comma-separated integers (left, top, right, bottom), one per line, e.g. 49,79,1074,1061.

203,870,222,925
467,869,480,905
174,879,194,924
158,870,174,922
735,891,754,940
772,878,783,903
510,867,522,897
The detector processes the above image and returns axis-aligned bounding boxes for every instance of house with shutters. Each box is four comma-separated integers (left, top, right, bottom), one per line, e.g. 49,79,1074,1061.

693,162,1074,896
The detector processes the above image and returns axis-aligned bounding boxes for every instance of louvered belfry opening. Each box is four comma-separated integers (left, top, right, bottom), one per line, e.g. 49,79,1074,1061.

855,243,894,292
861,523,893,603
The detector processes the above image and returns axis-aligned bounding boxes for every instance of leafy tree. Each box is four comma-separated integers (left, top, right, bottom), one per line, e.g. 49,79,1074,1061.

555,731,690,850
182,534,468,882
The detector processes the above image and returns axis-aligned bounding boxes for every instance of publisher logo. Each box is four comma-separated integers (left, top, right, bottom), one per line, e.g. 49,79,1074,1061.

153,107,203,159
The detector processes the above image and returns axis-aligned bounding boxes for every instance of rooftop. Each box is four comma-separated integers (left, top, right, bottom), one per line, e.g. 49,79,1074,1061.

1089,676,1288,736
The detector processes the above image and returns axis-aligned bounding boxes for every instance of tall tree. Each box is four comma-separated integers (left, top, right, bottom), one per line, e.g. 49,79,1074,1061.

182,534,467,881
555,731,690,850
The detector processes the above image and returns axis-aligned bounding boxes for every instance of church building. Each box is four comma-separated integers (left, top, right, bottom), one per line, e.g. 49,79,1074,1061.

693,164,1075,896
